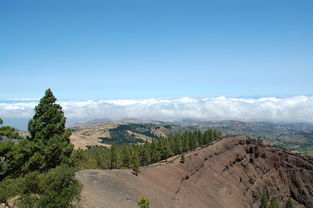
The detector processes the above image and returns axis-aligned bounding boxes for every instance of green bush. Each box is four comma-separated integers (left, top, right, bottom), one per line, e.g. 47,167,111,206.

138,196,149,208
16,165,81,208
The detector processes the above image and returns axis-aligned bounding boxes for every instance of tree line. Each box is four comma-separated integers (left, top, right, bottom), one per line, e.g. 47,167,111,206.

73,127,222,174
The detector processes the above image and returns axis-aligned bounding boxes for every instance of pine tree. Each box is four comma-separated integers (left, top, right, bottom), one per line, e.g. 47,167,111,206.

140,142,151,166
285,198,295,208
0,118,22,140
27,89,73,170
180,154,185,163
28,89,67,142
173,135,183,155
260,192,269,208
0,119,25,179
150,139,161,163
182,135,190,152
132,152,140,176
0,90,81,207
269,197,281,208
122,146,132,168
110,144,123,169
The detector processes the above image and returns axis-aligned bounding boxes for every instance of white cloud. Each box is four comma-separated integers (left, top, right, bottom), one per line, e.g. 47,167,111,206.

1,96,313,125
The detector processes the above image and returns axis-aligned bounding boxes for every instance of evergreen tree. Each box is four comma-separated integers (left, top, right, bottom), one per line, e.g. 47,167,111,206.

17,165,82,208
140,142,151,166
202,130,209,145
110,144,123,169
285,198,295,208
182,135,190,152
180,154,185,163
214,129,222,139
138,196,149,208
75,128,222,172
150,139,161,163
122,146,132,168
260,192,269,208
93,147,111,169
0,176,22,207
0,118,22,140
0,119,28,179
269,197,281,208
132,152,140,176
0,91,81,208
29,89,67,142
173,135,183,155
157,139,167,160
27,89,74,170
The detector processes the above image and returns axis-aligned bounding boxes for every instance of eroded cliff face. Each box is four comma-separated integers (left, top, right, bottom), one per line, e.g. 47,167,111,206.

77,136,313,208
219,138,313,207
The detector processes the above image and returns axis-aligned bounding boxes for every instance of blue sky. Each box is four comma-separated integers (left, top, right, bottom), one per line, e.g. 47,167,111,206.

1,0,312,100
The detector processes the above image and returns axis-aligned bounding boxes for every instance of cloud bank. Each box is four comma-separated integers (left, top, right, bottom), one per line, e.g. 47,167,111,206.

1,96,313,129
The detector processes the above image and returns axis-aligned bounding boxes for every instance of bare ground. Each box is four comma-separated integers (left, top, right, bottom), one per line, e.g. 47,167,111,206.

70,123,119,149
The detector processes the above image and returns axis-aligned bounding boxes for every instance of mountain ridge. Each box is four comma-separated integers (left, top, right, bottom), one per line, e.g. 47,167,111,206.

76,136,313,208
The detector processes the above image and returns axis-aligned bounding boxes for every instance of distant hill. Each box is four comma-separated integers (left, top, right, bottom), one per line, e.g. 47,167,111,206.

69,121,194,149
70,120,313,155
198,120,313,155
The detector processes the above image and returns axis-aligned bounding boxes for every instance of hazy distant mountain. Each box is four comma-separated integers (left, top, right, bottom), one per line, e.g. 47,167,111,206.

198,120,313,154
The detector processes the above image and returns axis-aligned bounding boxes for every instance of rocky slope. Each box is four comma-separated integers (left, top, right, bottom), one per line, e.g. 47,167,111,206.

76,136,313,208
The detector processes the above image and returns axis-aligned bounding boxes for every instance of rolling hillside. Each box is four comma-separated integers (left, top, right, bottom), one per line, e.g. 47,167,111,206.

69,121,193,149
70,120,313,155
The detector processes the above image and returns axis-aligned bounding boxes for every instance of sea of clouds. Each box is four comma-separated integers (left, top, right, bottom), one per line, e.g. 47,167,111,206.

1,96,313,129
